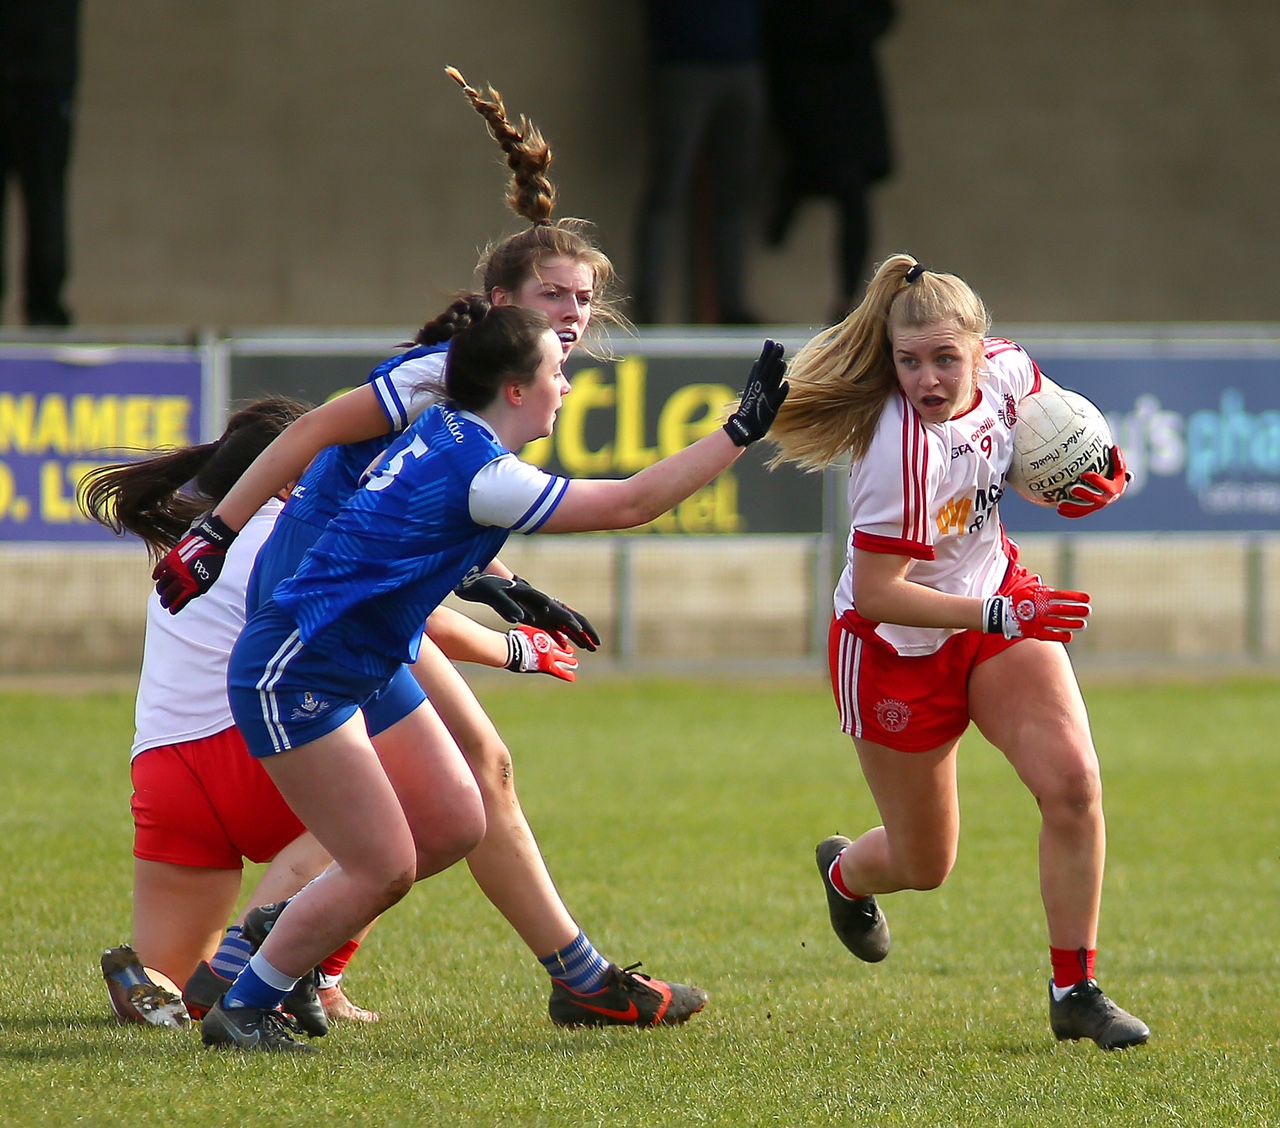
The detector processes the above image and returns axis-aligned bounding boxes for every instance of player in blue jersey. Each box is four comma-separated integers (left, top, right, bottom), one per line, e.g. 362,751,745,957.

151,72,750,1039
80,398,577,1033
188,303,786,1052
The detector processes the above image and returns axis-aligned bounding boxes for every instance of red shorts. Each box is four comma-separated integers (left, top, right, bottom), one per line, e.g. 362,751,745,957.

828,607,1022,754
131,726,305,869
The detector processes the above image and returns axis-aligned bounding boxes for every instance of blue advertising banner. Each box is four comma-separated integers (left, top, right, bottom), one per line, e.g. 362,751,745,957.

998,331,1280,533
0,345,205,543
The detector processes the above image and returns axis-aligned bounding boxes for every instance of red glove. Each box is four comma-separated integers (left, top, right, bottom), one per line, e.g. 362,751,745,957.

505,625,579,682
982,574,1090,643
152,514,237,613
1057,446,1130,519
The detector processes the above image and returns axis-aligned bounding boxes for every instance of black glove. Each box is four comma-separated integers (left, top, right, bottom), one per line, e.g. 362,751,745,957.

723,340,789,447
454,569,528,622
454,570,601,652
152,513,238,612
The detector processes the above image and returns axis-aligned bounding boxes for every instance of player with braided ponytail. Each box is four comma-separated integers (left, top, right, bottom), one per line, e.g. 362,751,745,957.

150,73,746,1044
197,286,784,1051
766,255,1145,1051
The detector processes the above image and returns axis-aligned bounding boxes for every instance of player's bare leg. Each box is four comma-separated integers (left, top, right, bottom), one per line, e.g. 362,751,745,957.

131,860,241,987
969,639,1148,1049
969,640,1103,949
411,638,708,1026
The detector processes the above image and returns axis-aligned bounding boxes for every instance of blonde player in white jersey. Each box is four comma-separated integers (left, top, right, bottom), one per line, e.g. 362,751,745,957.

765,255,1148,1051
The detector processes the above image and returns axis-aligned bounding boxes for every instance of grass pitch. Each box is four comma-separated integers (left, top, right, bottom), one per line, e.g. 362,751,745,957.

0,674,1277,1126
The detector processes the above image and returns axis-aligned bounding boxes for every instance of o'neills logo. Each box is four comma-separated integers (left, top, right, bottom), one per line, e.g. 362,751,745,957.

874,698,911,734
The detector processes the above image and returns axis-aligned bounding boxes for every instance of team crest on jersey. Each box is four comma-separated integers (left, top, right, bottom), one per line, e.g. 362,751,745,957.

874,698,911,734
999,393,1017,429
290,692,331,722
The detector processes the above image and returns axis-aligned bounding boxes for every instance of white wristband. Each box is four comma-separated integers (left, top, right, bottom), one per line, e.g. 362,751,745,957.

982,595,1020,639
505,628,535,673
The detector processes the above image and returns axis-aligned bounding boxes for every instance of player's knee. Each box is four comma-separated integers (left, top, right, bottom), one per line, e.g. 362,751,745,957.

900,847,956,891
1038,760,1102,821
372,866,416,912
469,740,516,795
414,802,485,878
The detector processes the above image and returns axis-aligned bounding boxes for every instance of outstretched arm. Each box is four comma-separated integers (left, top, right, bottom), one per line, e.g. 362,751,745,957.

211,385,391,533
539,340,788,534
152,385,392,611
424,607,578,682
541,428,744,532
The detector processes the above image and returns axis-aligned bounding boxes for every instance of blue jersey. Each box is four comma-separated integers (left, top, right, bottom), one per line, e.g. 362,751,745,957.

248,343,448,611
272,405,569,678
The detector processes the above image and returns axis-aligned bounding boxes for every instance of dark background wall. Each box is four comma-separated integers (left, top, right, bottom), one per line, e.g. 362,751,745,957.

6,0,1275,330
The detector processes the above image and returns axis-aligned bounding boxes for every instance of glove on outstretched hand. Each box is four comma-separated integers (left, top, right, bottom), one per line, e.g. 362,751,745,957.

1057,446,1130,518
506,625,579,682
723,340,789,447
982,573,1090,644
152,514,238,613
454,570,600,652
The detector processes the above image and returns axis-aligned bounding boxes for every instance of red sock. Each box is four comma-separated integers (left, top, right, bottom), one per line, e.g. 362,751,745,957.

320,939,360,979
1050,946,1095,989
828,848,867,900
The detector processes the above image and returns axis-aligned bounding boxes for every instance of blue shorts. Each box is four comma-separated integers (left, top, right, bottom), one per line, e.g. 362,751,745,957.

228,601,427,758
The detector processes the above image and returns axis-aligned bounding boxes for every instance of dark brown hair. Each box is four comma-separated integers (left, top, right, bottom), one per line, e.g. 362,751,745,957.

414,292,491,347
445,305,553,412
78,397,308,559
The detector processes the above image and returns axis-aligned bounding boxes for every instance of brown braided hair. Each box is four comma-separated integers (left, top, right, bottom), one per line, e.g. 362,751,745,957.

414,292,492,346
445,66,628,352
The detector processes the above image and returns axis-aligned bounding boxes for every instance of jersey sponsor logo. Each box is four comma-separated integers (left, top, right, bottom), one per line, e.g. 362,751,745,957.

289,692,331,722
441,407,466,445
936,497,972,535
874,698,911,734
972,416,996,442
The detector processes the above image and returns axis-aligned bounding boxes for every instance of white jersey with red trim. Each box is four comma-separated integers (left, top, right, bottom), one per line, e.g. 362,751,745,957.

834,338,1042,656
132,500,282,758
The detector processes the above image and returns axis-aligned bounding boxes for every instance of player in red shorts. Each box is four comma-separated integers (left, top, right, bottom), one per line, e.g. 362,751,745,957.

765,255,1147,1050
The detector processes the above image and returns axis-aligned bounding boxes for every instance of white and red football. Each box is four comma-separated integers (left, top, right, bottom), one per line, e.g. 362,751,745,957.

1006,385,1113,508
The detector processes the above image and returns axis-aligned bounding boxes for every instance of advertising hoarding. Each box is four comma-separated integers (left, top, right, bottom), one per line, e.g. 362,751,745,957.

0,345,205,543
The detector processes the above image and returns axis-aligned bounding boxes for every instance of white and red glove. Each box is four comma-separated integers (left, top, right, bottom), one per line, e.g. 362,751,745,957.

505,625,579,682
152,514,237,613
1057,446,1130,519
982,574,1090,644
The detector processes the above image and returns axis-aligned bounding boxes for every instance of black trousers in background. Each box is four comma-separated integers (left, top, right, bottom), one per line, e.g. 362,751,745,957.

632,62,765,325
0,81,74,326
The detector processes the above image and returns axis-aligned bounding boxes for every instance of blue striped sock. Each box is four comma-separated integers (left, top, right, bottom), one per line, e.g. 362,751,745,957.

223,951,297,1011
209,926,254,981
539,931,610,994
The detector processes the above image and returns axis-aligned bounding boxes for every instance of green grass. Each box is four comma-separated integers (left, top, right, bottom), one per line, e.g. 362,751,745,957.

1,675,1278,1126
